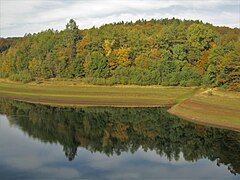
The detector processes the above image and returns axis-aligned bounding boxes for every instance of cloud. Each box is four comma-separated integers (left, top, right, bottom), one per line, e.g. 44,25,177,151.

0,0,239,37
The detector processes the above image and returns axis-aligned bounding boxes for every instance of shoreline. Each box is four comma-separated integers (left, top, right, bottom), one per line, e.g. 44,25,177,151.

0,79,239,131
168,108,240,133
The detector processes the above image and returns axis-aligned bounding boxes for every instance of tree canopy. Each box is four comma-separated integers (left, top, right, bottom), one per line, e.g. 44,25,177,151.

0,18,239,90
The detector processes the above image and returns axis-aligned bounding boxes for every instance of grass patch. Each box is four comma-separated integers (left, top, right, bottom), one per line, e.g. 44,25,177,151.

0,89,177,101
0,79,196,107
169,89,240,131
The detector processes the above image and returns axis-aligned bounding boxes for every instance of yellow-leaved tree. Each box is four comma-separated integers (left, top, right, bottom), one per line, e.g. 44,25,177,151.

113,47,131,67
28,58,42,77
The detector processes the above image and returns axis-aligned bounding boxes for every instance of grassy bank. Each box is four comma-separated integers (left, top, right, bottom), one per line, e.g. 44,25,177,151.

0,79,239,131
0,79,196,107
168,89,240,131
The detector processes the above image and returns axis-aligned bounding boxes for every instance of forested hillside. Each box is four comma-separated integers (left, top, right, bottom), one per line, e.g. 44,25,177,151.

0,18,239,90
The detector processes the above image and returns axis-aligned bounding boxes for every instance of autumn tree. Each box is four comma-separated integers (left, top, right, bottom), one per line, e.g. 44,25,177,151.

0,18,239,90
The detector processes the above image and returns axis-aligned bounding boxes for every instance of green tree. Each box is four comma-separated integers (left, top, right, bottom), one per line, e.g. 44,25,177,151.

88,51,109,78
187,24,218,51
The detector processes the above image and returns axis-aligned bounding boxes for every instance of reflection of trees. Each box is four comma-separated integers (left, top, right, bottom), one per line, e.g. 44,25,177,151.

0,98,239,175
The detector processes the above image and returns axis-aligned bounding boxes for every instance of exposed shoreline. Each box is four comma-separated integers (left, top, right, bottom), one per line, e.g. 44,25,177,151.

0,79,239,131
168,107,240,133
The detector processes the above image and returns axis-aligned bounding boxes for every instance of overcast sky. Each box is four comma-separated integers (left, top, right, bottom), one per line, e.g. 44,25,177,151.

1,0,239,37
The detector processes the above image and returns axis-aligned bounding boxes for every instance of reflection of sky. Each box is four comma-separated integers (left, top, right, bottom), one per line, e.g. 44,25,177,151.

0,115,239,179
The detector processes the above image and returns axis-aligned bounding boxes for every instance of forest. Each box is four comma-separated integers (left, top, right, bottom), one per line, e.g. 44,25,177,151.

0,18,239,90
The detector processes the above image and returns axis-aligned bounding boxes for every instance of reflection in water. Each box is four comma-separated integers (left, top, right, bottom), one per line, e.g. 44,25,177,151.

0,98,239,176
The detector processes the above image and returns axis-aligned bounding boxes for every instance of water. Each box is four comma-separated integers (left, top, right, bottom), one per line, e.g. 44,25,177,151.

0,98,239,179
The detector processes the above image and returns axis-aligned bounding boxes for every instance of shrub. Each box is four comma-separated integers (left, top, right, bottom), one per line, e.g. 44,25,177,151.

9,71,33,83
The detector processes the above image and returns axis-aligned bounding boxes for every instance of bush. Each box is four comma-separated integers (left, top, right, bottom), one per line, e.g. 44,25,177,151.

106,77,119,85
9,71,33,83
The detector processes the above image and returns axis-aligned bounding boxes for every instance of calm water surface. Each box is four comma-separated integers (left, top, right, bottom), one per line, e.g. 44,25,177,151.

0,98,239,179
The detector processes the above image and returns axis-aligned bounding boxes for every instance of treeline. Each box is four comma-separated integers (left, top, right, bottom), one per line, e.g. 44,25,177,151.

0,18,239,90
0,37,19,53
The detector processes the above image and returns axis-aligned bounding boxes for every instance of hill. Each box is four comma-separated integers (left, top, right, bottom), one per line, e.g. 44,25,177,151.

0,18,239,90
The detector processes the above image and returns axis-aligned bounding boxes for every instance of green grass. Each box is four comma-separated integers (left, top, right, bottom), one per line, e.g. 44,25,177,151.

0,83,193,94
0,89,178,101
193,95,240,110
171,105,240,124
0,80,196,106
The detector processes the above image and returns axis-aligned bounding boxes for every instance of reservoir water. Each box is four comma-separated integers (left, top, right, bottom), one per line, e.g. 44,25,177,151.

0,98,239,179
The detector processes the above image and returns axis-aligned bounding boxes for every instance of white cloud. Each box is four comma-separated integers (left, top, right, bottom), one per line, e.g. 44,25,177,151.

0,0,239,37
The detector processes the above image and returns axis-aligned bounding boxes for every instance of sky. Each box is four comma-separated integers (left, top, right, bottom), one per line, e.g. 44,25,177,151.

0,0,239,37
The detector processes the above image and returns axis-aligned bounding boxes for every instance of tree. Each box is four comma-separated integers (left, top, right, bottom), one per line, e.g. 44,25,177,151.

195,50,209,74
65,19,82,59
102,39,114,57
28,58,42,77
67,56,85,78
0,18,239,90
88,51,109,78
187,24,218,51
217,43,240,90
113,47,131,67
